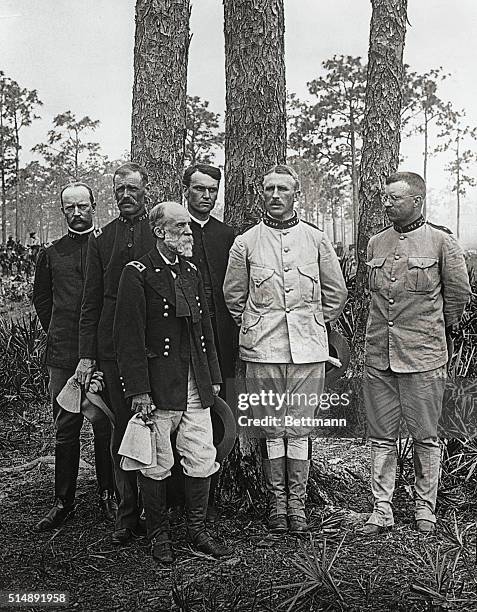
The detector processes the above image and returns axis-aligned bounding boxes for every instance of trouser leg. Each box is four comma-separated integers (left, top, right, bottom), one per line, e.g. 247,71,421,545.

49,367,83,507
413,439,441,523
101,360,139,530
91,414,115,493
260,438,287,527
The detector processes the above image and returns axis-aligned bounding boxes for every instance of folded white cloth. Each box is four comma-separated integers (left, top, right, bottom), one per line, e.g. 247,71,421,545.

118,413,158,471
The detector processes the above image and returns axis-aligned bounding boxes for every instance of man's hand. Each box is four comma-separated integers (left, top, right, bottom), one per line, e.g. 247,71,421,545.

75,358,97,390
131,393,155,422
212,384,220,397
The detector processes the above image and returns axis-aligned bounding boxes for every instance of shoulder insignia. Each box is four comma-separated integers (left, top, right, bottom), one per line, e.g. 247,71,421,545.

302,219,322,231
44,242,54,249
188,261,197,271
93,227,102,238
375,225,393,235
126,261,146,272
427,221,453,234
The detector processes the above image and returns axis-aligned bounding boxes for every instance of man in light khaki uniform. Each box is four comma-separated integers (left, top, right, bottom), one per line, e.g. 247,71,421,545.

362,171,470,535
224,165,347,534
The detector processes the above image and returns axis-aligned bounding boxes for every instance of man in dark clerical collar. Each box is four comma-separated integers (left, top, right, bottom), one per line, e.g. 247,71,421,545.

33,181,115,531
182,164,237,523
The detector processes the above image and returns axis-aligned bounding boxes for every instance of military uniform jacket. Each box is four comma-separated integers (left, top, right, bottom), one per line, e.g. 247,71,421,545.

79,213,155,361
33,230,92,369
365,220,471,373
223,218,348,363
189,216,237,379
113,248,222,411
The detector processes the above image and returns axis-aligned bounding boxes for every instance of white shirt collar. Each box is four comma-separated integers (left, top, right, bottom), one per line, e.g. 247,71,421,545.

157,249,178,266
189,213,210,228
67,225,94,235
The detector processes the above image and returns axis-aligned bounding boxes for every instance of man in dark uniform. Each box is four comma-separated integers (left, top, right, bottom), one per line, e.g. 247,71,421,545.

114,201,232,563
75,162,155,544
33,182,115,531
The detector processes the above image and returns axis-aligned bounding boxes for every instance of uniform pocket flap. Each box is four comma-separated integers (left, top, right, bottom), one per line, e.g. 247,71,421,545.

251,267,275,287
241,312,262,333
407,256,438,270
366,257,386,269
298,262,320,282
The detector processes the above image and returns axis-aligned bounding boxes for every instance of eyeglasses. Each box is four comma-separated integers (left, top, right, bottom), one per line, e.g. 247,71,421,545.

63,203,92,213
382,194,420,204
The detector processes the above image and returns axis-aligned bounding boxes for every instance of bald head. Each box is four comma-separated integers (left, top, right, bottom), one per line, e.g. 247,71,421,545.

149,201,193,259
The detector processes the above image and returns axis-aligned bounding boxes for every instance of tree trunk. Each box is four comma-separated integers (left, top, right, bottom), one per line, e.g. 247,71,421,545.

423,108,428,217
223,0,286,231
456,132,460,239
351,0,408,372
222,0,287,503
131,0,190,203
350,108,359,245
0,85,7,243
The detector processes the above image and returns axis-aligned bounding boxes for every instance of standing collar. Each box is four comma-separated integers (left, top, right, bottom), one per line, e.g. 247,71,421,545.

189,213,210,228
393,215,425,234
119,212,148,224
263,211,299,230
67,225,94,239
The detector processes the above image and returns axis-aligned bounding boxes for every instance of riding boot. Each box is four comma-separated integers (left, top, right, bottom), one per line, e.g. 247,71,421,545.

262,457,288,533
286,458,310,533
138,472,173,563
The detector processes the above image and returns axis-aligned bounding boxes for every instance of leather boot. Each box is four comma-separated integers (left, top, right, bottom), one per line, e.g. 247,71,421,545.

99,490,117,522
92,417,115,503
286,458,310,534
35,497,75,532
413,440,441,532
262,457,287,533
184,475,232,558
138,472,173,564
206,467,221,526
361,439,397,534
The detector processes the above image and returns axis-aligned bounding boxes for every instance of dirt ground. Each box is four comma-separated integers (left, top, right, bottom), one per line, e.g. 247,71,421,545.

1,398,477,612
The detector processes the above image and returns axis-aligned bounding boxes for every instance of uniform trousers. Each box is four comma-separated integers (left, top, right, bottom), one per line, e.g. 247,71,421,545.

48,366,114,503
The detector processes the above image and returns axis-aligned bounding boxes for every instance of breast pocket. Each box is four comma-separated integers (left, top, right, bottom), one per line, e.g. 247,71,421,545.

366,257,386,291
405,257,439,293
250,266,275,307
298,263,320,302
240,312,263,349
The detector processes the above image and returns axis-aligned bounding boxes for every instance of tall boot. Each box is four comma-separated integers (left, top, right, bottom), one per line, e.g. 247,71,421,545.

183,475,232,558
262,457,288,533
361,439,397,534
286,458,310,534
35,442,78,531
206,466,221,525
138,472,172,563
413,440,441,533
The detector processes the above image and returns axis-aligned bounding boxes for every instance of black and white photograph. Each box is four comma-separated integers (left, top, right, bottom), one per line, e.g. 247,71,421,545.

1,1,476,610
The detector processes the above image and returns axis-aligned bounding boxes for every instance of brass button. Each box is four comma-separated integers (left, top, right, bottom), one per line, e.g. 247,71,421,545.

284,267,290,272
388,321,394,327
285,307,290,313
164,313,169,317
394,255,400,260
389,298,394,304
399,235,405,240
391,277,396,282
284,247,290,253
285,288,292,293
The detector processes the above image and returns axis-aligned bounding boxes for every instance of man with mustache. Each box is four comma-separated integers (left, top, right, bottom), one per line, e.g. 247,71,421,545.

361,171,470,534
75,162,155,545
113,201,232,563
33,182,115,530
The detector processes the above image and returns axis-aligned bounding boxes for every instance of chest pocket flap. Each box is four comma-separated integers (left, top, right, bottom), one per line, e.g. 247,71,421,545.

251,267,275,287
407,257,438,270
298,262,320,302
366,257,386,291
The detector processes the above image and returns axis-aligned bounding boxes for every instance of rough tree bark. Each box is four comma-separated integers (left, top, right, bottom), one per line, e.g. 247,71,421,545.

223,0,287,232
222,0,287,504
351,0,408,370
131,0,190,203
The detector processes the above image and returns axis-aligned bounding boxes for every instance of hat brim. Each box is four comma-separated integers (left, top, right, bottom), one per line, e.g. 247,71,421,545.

325,330,350,385
210,396,237,462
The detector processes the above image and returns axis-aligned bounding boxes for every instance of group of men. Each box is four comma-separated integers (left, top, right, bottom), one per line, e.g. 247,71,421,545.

1,234,39,278
32,159,471,564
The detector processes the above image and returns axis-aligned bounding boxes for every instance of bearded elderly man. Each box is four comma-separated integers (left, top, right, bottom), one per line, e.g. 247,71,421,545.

113,201,232,563
224,165,347,534
361,171,471,535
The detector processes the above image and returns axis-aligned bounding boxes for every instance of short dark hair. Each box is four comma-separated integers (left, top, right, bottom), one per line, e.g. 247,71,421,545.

183,164,221,187
263,164,300,191
60,181,95,207
386,172,426,198
113,162,149,186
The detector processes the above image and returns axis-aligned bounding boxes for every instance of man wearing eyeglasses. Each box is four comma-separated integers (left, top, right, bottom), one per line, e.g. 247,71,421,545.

33,182,115,531
361,171,471,535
